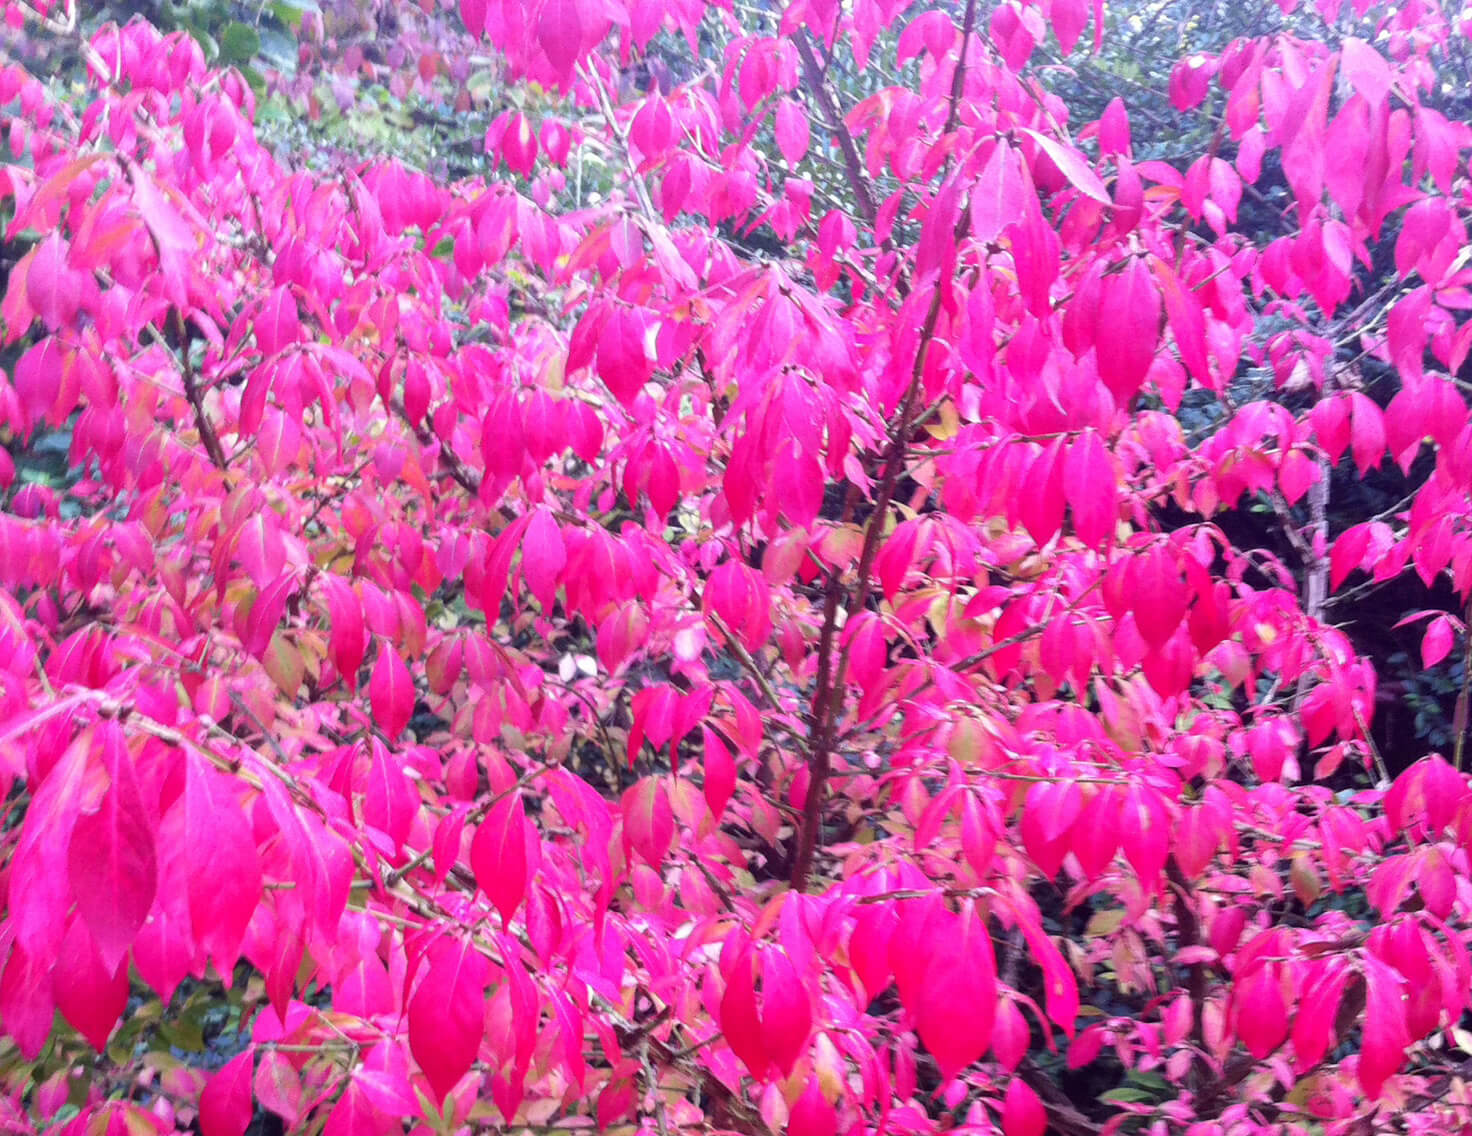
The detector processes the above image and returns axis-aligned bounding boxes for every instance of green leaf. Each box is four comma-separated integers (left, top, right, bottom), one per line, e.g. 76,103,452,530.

1099,1087,1153,1103
271,0,320,30
218,22,261,65
240,65,268,96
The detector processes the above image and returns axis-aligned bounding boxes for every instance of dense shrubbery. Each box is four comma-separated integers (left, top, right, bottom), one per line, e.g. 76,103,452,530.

3,1,1472,1134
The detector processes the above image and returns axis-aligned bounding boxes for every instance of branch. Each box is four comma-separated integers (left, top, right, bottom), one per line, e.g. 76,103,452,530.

790,0,979,894
1018,1057,1102,1136
793,32,876,226
1166,856,1207,1066
173,310,229,471
1454,595,1472,771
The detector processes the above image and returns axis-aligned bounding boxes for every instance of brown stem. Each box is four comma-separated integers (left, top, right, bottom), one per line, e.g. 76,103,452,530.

1454,596,1472,771
174,310,228,471
788,0,978,893
793,32,876,226
1166,856,1206,1059
1018,1057,1102,1136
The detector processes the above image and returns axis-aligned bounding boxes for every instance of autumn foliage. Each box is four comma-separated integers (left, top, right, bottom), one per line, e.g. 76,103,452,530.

3,0,1472,1133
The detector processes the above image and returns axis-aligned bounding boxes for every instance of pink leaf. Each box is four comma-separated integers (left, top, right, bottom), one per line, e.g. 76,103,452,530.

702,727,736,820
237,514,285,589
621,777,674,868
597,306,654,405
362,737,417,854
1234,964,1288,1059
537,0,583,82
720,948,767,1077
254,1049,304,1126
1359,957,1410,1098
183,755,261,976
369,641,414,738
521,506,566,611
1002,1078,1046,1136
200,1051,255,1136
773,443,823,527
1050,0,1088,55
322,575,367,685
0,946,55,1060
409,936,490,1102
472,792,533,922
760,949,812,1077
26,233,83,331
1019,127,1110,203
1064,431,1116,547
788,1078,837,1136
971,142,1026,244
53,916,127,1051
775,98,810,165
69,725,157,973
1423,615,1456,668
1096,257,1161,403
912,903,996,1080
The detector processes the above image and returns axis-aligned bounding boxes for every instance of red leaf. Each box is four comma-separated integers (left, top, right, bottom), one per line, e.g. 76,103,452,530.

621,777,674,868
1002,1078,1046,1136
26,233,84,331
322,575,367,685
760,949,812,1077
912,903,997,1080
0,945,55,1060
324,1083,392,1136
472,792,533,922
369,641,414,738
788,1078,837,1136
1096,257,1161,403
537,0,583,82
1019,127,1110,203
1359,956,1410,1098
409,936,490,1102
775,98,810,165
54,916,127,1052
720,948,767,1077
1234,964,1288,1059
199,1051,255,1136
254,1049,304,1127
1423,615,1456,668
971,142,1027,244
1064,430,1116,547
521,506,566,611
69,725,157,972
